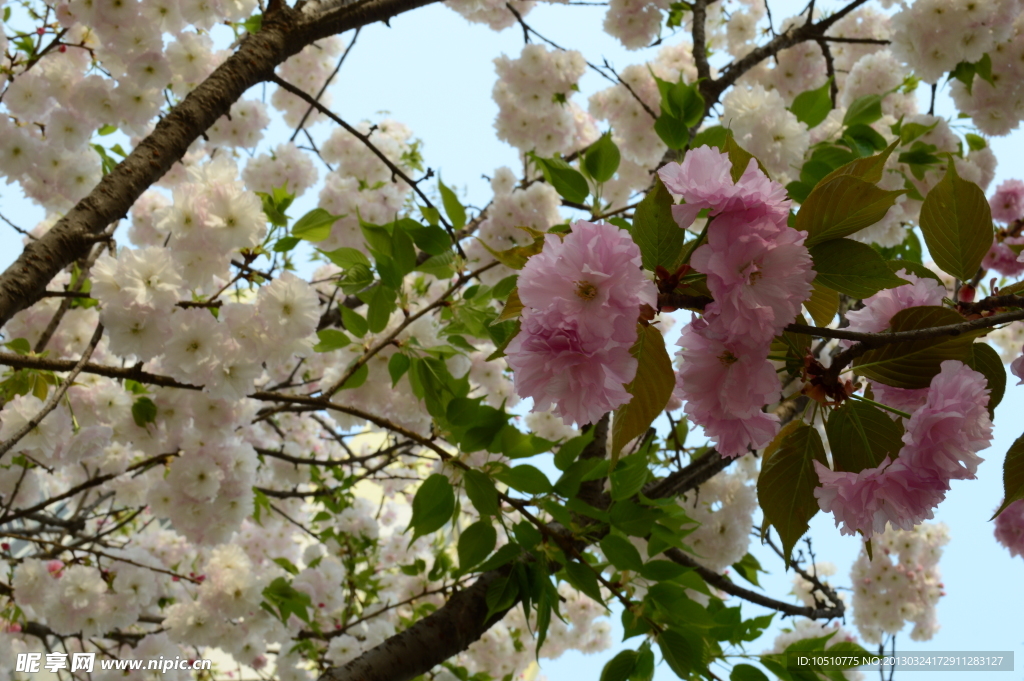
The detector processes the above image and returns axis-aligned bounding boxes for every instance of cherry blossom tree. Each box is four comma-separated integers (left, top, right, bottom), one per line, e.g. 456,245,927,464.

1,0,1024,680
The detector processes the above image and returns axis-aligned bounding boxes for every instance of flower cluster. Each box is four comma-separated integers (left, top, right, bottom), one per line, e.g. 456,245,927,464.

890,0,1022,84
815,361,992,537
658,146,814,456
506,221,656,426
994,499,1024,558
850,524,949,643
492,44,596,157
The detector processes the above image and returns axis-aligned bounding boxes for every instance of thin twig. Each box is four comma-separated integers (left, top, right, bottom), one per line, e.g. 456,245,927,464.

0,323,104,461
271,74,466,258
289,27,362,142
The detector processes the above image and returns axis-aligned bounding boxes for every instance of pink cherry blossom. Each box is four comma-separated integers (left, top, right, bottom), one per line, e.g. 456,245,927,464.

899,360,992,482
989,179,1024,223
813,458,946,537
517,220,656,344
657,146,790,229
674,317,781,456
816,361,992,537
1011,346,1024,385
981,238,1024,277
994,499,1024,558
845,269,946,334
693,214,815,346
505,309,636,427
869,382,929,416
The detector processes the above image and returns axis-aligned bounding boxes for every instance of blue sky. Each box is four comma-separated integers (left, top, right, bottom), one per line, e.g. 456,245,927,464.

1,0,1023,678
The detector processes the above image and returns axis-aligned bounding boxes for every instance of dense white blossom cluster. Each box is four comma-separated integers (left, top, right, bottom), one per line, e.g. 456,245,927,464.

850,524,949,644
493,44,595,157
3,0,1024,677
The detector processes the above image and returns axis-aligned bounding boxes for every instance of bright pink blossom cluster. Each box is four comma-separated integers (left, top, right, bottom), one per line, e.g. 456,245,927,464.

506,221,657,426
658,146,815,456
815,361,993,537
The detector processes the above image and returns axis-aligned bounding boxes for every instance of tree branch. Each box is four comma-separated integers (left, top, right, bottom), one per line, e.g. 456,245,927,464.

664,548,844,619
0,0,442,329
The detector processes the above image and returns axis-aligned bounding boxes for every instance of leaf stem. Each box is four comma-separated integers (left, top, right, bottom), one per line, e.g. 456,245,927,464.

681,215,712,265
848,393,912,419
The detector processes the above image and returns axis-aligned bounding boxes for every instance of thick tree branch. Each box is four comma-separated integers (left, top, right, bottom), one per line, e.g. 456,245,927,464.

319,569,513,681
0,0,441,329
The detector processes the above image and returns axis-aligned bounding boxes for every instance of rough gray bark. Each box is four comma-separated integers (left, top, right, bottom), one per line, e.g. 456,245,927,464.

0,0,439,328
320,570,512,681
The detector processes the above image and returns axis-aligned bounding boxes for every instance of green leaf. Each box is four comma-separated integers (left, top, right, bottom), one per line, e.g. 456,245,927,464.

584,133,622,183
131,397,158,428
809,239,908,298
600,651,639,681
723,134,765,182
638,560,690,582
464,469,500,517
420,204,440,225
919,160,993,281
655,115,689,151
485,575,520,622
403,222,451,256
631,646,655,681
458,520,497,572
416,251,457,280
731,553,765,588
261,577,313,624
798,176,905,247
789,78,833,129
273,236,300,252
494,464,552,495
292,208,341,242
600,534,645,572
844,123,888,153
819,139,899,186
563,560,604,604
842,94,883,127
757,424,827,561
407,474,455,541
656,77,704,127
313,329,351,353
321,247,371,269
365,284,397,334
900,120,939,144
966,342,1005,419
388,353,410,387
477,543,523,573
272,557,300,575
438,178,467,230
611,324,674,460
554,429,596,471
976,53,995,87
611,452,650,501
689,125,729,150
4,338,31,355
340,306,369,338
853,306,982,389
965,133,987,152
731,664,771,681
633,177,685,271
532,154,589,204
658,628,703,678
494,288,524,323
992,432,1024,518
825,400,904,473
804,281,839,327
97,124,118,136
